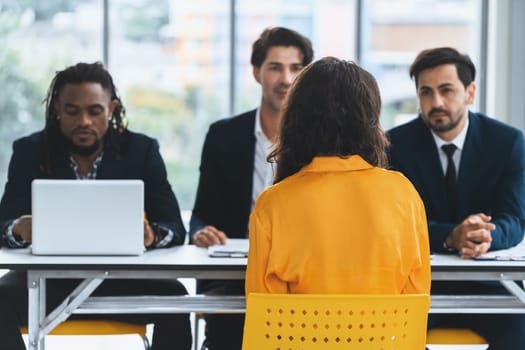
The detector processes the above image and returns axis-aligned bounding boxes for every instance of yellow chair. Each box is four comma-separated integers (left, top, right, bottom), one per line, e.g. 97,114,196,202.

242,293,430,349
427,328,487,345
21,320,150,349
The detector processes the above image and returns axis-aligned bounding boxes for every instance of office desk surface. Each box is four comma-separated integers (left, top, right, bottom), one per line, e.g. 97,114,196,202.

0,245,246,271
2,244,525,350
432,253,525,269
2,245,525,281
2,245,524,267
0,245,247,350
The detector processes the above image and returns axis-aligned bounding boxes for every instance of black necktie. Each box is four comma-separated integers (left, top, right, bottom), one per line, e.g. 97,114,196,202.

441,144,457,221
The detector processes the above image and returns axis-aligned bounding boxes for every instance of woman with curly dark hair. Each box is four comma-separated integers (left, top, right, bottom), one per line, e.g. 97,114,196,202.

245,57,430,296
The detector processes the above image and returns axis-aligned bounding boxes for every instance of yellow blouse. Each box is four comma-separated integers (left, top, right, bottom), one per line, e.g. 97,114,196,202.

245,155,430,295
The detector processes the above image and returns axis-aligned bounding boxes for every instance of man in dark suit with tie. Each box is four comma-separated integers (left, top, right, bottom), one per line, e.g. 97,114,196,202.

188,27,313,350
388,47,525,349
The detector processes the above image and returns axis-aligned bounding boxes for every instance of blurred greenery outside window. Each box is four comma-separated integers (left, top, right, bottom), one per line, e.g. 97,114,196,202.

0,0,481,211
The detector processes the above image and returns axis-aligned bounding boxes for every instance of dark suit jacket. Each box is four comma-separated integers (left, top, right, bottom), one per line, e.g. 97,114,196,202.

388,112,525,253
0,130,186,247
189,110,256,294
190,109,256,239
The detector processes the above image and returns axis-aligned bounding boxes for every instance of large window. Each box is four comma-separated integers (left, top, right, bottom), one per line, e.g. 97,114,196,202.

360,0,482,129
0,0,102,199
234,0,357,113
107,0,230,207
0,0,483,211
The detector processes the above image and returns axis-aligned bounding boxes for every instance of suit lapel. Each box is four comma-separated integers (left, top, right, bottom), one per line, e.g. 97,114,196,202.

96,155,112,179
457,113,482,217
412,117,449,218
50,153,76,179
236,111,256,215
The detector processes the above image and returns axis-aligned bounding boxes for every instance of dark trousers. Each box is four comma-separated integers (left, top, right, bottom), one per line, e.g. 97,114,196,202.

429,281,525,350
197,279,245,350
0,270,192,350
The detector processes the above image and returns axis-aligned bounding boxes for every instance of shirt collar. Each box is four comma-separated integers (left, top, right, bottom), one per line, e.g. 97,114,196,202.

254,107,273,147
431,113,469,151
69,151,104,180
301,155,374,173
254,107,261,135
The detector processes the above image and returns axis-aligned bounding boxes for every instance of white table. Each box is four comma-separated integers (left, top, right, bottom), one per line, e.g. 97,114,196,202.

2,245,525,349
431,253,525,313
0,245,246,350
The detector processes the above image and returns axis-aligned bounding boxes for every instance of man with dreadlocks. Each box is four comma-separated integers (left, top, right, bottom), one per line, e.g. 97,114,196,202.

0,62,192,350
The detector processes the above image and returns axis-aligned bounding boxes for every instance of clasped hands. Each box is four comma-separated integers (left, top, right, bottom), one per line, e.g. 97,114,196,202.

445,213,495,259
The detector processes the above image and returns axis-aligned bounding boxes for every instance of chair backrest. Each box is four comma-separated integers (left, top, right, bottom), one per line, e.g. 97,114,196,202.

242,293,430,350
21,320,150,350
427,328,487,345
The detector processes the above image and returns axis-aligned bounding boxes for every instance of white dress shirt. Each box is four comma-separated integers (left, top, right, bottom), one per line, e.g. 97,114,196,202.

251,108,275,212
431,116,469,175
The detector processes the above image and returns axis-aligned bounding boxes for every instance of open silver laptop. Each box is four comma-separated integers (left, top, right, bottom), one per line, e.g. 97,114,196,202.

31,179,144,256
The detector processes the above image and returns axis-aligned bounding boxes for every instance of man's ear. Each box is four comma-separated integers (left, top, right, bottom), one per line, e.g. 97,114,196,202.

108,99,118,117
252,65,261,84
466,82,476,105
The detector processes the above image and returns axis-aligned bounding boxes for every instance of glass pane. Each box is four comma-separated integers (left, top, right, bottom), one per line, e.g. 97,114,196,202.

0,0,103,186
108,0,230,210
360,0,482,129
234,0,357,113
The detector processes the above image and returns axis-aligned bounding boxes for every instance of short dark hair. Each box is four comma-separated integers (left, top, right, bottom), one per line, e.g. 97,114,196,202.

42,62,127,173
270,57,388,183
250,27,314,68
409,47,476,88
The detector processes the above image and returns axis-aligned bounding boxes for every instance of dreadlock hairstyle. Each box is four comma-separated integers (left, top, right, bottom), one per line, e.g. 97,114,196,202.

270,57,389,184
42,62,127,175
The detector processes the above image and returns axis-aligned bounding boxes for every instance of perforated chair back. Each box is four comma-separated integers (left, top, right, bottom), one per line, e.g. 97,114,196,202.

242,293,430,350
